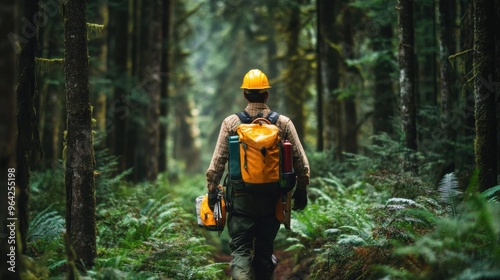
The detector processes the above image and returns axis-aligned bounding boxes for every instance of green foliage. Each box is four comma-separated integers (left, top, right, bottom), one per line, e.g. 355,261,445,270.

92,181,226,279
481,185,500,202
438,172,462,215
282,168,500,279
26,207,66,276
31,162,66,214
385,193,500,279
27,207,65,244
29,151,225,279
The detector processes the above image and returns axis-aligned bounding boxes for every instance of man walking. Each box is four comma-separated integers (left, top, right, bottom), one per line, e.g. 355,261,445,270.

206,69,310,279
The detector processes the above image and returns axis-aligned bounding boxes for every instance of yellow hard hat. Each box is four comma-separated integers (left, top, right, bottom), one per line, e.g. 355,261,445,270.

240,69,271,90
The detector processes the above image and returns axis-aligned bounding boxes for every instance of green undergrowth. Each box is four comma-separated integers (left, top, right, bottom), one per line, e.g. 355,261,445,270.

26,132,500,279
91,180,226,279
278,171,500,279
27,148,228,279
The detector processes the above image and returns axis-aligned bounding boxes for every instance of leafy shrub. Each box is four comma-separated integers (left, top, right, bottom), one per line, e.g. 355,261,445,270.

94,181,227,279
26,206,66,275
383,191,500,279
31,162,66,214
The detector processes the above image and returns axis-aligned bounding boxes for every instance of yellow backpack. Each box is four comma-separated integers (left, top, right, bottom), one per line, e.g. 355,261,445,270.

230,111,282,193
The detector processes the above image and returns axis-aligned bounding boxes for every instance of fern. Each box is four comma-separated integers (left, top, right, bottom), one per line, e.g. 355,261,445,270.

481,185,500,202
438,172,462,215
28,206,65,243
386,194,500,279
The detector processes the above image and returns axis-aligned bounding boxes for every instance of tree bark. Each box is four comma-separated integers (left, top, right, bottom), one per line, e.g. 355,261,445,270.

372,24,395,135
107,1,129,172
284,0,309,142
414,1,437,106
145,0,162,180
159,0,172,173
438,0,456,174
473,0,497,192
317,0,342,156
398,0,418,172
64,0,96,267
1,0,21,278
495,0,500,176
16,0,41,254
315,0,324,151
342,7,358,154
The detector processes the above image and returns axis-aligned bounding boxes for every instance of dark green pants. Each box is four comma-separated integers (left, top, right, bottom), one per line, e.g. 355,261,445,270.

228,193,280,280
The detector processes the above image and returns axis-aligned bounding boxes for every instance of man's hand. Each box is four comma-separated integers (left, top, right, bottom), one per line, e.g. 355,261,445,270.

208,184,223,210
292,189,307,210
208,190,218,209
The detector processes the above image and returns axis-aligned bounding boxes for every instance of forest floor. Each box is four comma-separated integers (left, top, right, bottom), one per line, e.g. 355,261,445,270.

214,250,308,279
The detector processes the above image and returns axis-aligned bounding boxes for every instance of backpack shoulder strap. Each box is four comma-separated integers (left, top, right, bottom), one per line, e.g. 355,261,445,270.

266,111,280,124
236,111,279,124
236,111,252,124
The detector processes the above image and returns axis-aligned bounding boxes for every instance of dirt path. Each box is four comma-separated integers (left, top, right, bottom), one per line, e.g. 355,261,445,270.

214,250,308,279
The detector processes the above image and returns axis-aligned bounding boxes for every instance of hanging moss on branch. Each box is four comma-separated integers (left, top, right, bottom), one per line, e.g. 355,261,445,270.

87,23,104,40
35,57,64,74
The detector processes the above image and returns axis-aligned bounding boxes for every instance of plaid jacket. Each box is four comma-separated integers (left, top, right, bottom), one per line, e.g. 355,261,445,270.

206,102,310,192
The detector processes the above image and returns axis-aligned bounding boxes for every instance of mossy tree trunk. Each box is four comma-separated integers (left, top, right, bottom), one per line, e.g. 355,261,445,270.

64,0,97,267
398,0,418,172
317,0,342,157
16,0,41,254
473,0,497,192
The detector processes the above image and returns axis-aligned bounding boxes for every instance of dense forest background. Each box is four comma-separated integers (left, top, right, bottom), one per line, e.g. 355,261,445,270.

1,0,499,279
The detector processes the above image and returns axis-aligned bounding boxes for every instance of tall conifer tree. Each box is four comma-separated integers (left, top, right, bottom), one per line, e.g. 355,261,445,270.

64,0,96,266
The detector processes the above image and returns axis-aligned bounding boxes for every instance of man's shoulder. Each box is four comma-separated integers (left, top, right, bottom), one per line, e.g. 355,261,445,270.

223,113,240,122
222,114,242,130
276,113,291,125
277,113,290,122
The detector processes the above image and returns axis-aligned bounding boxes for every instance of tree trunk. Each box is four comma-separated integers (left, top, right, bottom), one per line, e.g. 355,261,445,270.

473,0,497,192
398,0,418,172
457,0,475,174
90,2,109,135
315,0,324,152
1,0,22,278
159,0,172,173
133,0,152,181
174,92,202,172
317,0,342,156
107,2,129,172
438,0,456,174
64,0,97,267
495,0,500,176
372,25,395,135
128,0,140,181
414,1,437,106
16,0,41,254
145,0,162,180
40,18,64,165
284,0,308,141
342,7,358,154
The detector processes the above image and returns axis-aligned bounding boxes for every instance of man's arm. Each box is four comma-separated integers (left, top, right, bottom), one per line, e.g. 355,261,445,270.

285,120,310,190
206,119,231,193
